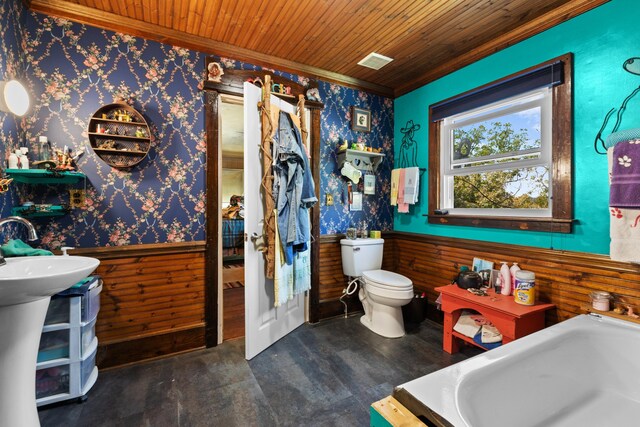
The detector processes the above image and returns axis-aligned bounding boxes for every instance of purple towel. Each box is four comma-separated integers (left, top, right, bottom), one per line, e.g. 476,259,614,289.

610,140,640,208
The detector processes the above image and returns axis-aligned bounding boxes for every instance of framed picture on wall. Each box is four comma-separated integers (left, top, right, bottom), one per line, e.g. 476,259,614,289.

351,107,371,132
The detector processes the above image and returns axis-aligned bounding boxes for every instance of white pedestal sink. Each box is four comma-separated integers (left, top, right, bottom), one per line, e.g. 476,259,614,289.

0,256,100,427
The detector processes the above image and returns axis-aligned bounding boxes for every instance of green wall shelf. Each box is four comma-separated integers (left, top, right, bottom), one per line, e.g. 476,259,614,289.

5,169,86,185
12,205,70,218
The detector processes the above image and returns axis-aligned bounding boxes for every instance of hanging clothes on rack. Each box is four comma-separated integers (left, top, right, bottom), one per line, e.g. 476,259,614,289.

271,107,316,306
272,110,316,263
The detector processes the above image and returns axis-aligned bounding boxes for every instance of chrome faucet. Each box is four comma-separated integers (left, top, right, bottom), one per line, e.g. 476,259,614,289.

0,216,38,266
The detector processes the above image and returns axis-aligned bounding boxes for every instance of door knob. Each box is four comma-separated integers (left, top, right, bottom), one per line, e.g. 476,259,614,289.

250,232,266,252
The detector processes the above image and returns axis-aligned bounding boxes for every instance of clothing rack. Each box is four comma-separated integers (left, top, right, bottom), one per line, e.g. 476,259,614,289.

258,75,307,279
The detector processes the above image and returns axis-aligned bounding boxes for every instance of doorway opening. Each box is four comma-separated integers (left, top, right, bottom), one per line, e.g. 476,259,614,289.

203,65,323,352
219,95,245,341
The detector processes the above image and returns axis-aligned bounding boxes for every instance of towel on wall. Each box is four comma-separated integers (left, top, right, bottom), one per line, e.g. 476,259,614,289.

390,169,400,206
605,128,640,149
610,139,640,208
397,168,409,213
403,167,420,204
608,148,640,263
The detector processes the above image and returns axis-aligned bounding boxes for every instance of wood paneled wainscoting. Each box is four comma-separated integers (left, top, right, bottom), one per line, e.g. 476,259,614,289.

318,232,640,326
74,242,206,368
392,232,640,325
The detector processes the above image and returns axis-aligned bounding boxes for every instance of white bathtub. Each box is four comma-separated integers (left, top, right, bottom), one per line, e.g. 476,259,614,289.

395,314,640,427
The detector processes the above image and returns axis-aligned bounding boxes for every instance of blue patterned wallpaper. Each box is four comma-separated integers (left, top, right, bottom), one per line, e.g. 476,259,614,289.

3,11,393,249
20,14,206,249
209,57,395,235
317,82,394,234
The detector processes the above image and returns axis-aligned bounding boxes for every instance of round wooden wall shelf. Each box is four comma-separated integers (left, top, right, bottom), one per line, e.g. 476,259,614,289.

88,103,151,168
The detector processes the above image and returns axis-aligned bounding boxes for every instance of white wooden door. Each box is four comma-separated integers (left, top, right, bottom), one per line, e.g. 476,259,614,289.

244,82,305,360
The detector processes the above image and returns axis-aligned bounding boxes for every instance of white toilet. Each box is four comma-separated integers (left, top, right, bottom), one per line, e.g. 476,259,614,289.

340,238,414,338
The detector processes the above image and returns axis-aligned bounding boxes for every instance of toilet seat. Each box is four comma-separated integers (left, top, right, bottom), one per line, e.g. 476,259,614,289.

363,270,413,291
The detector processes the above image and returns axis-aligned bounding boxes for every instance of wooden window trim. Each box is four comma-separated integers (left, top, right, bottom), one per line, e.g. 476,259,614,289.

426,53,574,233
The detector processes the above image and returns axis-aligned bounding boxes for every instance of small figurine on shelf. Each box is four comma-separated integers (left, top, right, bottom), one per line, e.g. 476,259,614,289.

306,87,321,102
53,147,75,171
97,140,117,150
0,178,13,194
135,128,146,138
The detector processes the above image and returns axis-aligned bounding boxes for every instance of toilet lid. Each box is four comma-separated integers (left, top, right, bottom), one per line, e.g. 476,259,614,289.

363,270,413,289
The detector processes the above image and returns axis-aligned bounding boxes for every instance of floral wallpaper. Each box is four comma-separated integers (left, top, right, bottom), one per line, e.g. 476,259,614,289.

2,11,393,249
317,82,394,234
19,13,206,249
209,56,395,235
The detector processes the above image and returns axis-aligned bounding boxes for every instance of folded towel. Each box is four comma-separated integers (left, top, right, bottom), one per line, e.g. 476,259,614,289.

481,324,503,343
390,169,400,206
453,311,484,338
605,128,640,149
403,167,420,204
1,239,52,257
473,332,502,350
610,140,640,208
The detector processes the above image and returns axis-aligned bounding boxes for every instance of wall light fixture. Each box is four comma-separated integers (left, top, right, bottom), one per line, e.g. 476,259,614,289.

0,79,30,117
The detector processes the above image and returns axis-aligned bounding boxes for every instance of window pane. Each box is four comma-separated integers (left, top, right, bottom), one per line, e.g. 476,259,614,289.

452,107,541,162
453,166,549,209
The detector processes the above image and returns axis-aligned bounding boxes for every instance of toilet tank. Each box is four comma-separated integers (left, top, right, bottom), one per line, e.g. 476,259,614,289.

340,238,384,277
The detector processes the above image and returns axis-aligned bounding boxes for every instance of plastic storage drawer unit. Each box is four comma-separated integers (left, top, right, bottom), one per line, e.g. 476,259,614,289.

36,276,102,406
37,329,70,363
35,339,98,403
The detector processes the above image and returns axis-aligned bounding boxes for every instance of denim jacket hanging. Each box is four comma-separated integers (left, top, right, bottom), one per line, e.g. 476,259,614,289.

272,111,317,264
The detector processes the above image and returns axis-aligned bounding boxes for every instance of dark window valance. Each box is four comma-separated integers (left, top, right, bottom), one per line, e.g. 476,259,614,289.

431,61,564,122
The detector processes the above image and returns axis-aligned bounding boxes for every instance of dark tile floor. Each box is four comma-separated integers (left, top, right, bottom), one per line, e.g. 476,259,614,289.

38,316,481,427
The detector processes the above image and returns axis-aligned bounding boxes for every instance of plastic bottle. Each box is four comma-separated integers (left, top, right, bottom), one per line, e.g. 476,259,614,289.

19,147,29,170
499,262,512,296
39,136,51,161
15,149,24,169
8,151,19,169
510,262,521,294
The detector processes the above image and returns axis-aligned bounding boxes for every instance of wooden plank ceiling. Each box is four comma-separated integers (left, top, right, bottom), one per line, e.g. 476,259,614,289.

30,0,609,97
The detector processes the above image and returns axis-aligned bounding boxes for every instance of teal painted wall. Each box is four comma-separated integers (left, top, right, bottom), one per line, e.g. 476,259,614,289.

394,0,640,255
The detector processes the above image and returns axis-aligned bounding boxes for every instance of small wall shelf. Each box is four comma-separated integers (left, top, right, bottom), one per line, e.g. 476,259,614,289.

12,205,69,218
88,102,151,168
337,149,385,172
5,169,86,185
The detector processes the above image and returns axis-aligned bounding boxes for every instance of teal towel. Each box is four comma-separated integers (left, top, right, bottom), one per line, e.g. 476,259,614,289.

605,128,640,149
1,239,53,257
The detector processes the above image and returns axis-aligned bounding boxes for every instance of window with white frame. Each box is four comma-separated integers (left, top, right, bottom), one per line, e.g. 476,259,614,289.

441,88,552,217
427,54,574,233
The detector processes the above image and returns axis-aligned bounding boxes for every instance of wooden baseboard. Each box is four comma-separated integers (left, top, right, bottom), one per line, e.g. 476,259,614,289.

97,325,205,368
